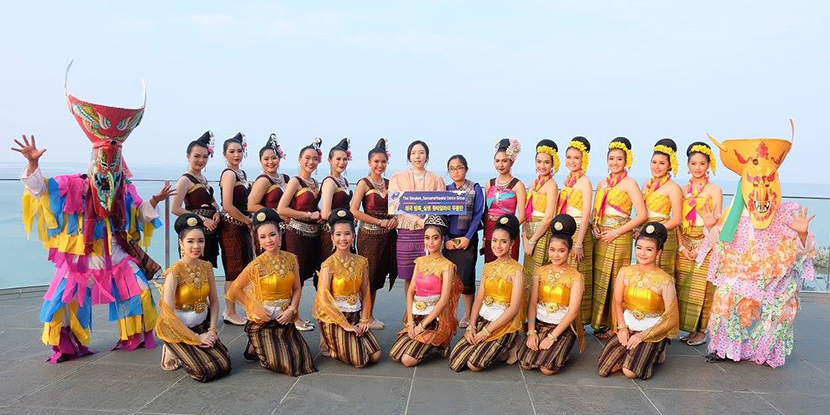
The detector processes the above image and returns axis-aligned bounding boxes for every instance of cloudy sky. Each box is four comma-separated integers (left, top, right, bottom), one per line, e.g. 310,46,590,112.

1,1,828,183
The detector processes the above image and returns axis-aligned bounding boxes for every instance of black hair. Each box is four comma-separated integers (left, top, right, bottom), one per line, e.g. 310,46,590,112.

223,132,244,154
492,214,520,241
608,137,632,162
187,131,212,155
252,208,281,233
568,136,591,153
653,138,677,160
549,214,577,250
407,140,430,163
299,138,323,158
686,141,712,162
259,133,282,160
329,138,350,160
424,215,449,237
447,154,468,170
636,221,668,251
175,213,205,239
368,138,389,160
535,139,558,162
328,208,355,232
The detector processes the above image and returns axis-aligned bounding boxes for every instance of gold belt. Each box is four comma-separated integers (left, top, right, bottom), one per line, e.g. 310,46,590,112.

598,216,630,228
539,301,566,314
178,300,207,314
359,221,390,235
414,298,439,312
483,295,510,307
221,211,248,226
263,298,291,310
334,294,359,305
681,226,705,251
626,308,662,320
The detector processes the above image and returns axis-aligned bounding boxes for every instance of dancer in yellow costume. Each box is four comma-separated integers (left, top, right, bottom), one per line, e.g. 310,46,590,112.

591,137,647,338
639,139,683,276
558,136,594,322
523,139,560,277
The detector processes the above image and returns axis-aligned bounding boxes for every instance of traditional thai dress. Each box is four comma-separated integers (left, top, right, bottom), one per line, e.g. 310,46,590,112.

444,179,484,295
484,178,521,262
313,254,381,367
518,265,586,373
155,259,231,382
180,173,220,267
558,171,594,322
21,167,160,360
449,259,524,372
227,251,317,376
251,173,290,252
320,176,353,256
284,177,322,286
700,202,816,367
597,266,679,380
389,256,462,361
356,177,397,291
523,175,555,278
675,180,715,334
642,176,677,276
591,175,634,330
389,171,446,281
218,168,254,281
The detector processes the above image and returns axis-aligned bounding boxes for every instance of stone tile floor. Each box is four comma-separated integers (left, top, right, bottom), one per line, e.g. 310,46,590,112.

0,285,828,415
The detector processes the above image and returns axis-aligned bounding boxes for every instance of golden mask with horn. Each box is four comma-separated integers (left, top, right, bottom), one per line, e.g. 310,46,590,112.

706,119,794,230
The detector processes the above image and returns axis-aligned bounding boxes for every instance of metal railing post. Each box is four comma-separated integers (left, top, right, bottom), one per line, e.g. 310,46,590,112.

164,179,170,270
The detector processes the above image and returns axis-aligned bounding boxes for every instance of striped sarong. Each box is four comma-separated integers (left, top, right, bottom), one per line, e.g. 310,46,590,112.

568,223,594,322
389,316,444,362
218,221,254,281
448,318,518,372
319,311,381,368
522,220,552,278
675,226,715,333
245,319,317,376
357,227,398,291
517,321,577,373
591,222,632,330
285,226,322,286
597,333,669,380
396,229,425,281
164,320,231,383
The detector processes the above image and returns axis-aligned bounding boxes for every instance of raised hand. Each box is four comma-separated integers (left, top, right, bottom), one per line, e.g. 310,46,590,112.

787,206,815,237
11,135,46,174
150,184,178,208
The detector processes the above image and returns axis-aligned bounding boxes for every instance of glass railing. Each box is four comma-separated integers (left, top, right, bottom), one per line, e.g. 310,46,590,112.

1,177,828,292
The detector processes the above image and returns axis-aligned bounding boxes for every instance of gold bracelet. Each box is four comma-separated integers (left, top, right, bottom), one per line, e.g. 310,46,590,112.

406,321,415,327
208,327,219,334
480,327,491,337
417,323,424,331
526,329,538,336
359,318,369,324
616,324,629,330
546,332,557,341
287,305,297,313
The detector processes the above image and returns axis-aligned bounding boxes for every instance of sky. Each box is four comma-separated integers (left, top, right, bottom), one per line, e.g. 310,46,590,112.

1,1,829,185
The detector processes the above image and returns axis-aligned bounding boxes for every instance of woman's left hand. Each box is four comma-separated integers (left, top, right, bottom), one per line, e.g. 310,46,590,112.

625,332,643,350
473,330,488,345
356,322,370,336
539,336,555,350
600,231,617,243
276,307,295,324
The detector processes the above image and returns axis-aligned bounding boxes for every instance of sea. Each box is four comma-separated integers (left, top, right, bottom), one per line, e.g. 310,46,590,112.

1,162,828,290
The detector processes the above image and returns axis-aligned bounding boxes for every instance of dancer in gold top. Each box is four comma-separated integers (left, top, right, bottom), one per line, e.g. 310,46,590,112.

449,214,525,372
313,208,382,368
592,137,648,338
597,222,679,380
522,139,560,277
226,208,317,376
156,213,231,382
639,139,683,276
519,214,586,375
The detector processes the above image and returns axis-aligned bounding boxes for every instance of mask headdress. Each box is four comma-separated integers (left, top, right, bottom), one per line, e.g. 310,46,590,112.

535,139,560,174
653,138,678,176
64,60,145,218
708,119,795,235
608,137,633,169
568,136,591,172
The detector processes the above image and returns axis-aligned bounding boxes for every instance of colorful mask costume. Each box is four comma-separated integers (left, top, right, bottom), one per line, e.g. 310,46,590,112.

698,120,816,367
20,62,161,363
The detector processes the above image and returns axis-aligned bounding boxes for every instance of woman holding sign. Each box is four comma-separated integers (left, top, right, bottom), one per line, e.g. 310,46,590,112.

389,140,446,293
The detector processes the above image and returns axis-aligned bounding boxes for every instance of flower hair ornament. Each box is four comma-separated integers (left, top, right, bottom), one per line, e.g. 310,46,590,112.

653,144,678,176
380,138,391,159
206,132,215,158
268,133,286,159
312,137,323,159
568,139,590,172
608,140,633,169
536,143,560,174
496,138,522,162
688,144,717,173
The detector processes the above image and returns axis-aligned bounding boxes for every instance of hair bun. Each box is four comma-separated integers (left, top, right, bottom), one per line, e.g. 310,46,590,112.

328,208,354,229
174,213,204,235
550,214,577,237
640,221,668,246
493,214,520,240
252,208,280,227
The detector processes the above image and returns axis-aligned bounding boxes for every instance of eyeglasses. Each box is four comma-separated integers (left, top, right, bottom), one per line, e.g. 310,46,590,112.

448,166,467,172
